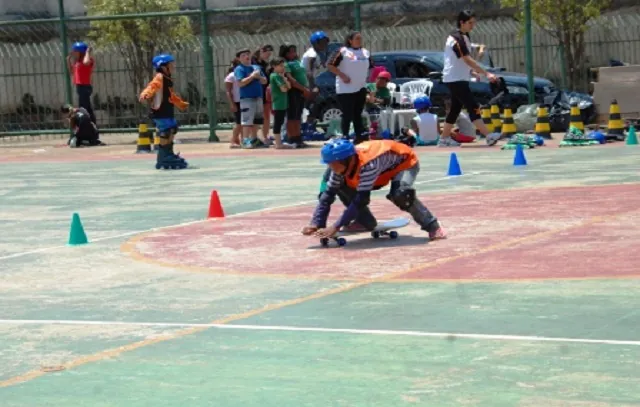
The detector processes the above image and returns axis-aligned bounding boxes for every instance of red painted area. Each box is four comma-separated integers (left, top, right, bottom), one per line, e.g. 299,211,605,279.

401,215,640,280
128,184,640,281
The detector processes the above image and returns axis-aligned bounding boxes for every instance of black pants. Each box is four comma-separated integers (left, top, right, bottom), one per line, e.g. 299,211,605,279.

272,109,286,134
445,81,481,124
320,167,377,229
337,88,368,143
76,85,96,124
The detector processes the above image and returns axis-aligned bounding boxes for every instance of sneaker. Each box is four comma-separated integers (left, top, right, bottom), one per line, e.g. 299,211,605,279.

438,137,461,147
486,132,501,146
429,226,447,241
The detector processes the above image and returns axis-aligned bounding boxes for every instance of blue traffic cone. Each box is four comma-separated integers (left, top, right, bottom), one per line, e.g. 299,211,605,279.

447,153,462,176
514,144,527,166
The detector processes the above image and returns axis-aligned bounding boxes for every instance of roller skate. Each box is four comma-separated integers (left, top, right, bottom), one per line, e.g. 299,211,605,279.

155,145,188,170
302,122,325,142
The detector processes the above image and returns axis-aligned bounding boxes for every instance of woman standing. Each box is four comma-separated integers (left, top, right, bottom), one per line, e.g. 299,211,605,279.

67,41,96,124
252,45,274,141
327,31,373,144
439,10,501,147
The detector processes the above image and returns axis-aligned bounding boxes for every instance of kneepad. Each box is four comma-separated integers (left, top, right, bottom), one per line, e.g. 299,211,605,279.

387,183,416,210
158,126,178,139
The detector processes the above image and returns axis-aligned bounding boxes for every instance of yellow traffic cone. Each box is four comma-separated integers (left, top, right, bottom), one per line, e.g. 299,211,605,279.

535,104,551,139
501,106,516,138
606,99,625,141
135,123,152,153
569,102,584,132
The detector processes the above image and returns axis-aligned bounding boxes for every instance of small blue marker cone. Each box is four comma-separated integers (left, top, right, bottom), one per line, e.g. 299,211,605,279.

513,144,527,166
447,153,462,176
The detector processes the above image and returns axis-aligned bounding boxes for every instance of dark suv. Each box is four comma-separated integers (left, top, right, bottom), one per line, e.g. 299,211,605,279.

311,46,556,121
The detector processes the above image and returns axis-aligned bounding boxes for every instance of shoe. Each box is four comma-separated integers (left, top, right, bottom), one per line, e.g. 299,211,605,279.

486,132,501,146
428,225,447,241
438,137,461,147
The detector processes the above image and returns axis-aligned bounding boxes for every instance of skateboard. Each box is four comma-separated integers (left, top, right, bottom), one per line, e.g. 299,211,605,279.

320,217,410,247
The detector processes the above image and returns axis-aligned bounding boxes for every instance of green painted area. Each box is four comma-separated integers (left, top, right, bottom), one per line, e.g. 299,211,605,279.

1,144,639,404
2,328,640,406
242,281,640,341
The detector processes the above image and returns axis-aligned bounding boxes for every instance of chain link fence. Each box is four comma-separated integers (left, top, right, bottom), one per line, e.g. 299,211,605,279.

1,1,640,137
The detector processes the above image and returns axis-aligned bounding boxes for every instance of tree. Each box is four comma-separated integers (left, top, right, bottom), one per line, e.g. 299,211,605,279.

86,0,194,113
500,0,610,90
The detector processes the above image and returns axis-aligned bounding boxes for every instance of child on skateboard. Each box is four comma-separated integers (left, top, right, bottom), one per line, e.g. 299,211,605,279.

302,138,447,240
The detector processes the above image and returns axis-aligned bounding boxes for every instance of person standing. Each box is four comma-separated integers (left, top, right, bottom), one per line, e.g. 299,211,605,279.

252,45,274,142
280,43,312,148
439,10,502,147
67,41,96,124
234,48,269,148
327,31,373,144
301,31,329,128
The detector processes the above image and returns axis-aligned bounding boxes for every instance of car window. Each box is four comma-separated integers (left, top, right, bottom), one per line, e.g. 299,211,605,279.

394,59,432,78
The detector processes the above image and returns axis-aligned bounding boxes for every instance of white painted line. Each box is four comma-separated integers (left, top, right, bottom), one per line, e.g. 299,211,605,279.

0,172,481,262
0,319,637,347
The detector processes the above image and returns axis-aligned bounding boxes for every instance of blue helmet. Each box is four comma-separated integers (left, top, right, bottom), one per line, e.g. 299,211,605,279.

413,96,432,111
320,138,356,164
71,41,88,53
310,31,328,45
152,53,175,70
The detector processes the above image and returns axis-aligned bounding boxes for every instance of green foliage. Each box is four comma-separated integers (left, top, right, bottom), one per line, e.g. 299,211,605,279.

500,0,610,90
86,0,194,105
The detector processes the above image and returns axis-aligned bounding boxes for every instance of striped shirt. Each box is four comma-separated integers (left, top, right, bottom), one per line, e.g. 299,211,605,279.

311,151,407,228
327,151,406,192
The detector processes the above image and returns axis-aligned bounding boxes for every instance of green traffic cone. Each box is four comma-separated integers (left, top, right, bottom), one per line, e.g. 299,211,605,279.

68,213,88,245
626,125,638,145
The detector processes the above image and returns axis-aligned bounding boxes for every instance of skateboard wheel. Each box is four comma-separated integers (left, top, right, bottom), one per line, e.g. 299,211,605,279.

320,238,329,247
336,237,347,246
372,231,380,239
389,231,399,239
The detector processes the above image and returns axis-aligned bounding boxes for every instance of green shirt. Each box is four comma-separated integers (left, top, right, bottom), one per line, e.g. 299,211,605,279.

269,72,289,111
366,82,392,106
285,60,308,88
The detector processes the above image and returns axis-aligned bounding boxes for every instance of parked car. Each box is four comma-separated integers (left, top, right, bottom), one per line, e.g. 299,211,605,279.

311,46,557,121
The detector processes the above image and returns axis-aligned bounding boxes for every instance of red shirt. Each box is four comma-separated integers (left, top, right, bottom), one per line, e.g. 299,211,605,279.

73,58,94,85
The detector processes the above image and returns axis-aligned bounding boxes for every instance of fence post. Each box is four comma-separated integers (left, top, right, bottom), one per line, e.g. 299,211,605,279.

57,0,73,106
200,0,219,142
523,0,534,104
353,0,361,31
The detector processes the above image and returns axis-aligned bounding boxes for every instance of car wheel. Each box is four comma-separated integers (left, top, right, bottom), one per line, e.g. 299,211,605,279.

321,103,343,122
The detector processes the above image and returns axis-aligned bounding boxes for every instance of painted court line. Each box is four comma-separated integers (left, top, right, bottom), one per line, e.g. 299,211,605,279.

0,172,479,262
1,319,638,347
0,208,628,388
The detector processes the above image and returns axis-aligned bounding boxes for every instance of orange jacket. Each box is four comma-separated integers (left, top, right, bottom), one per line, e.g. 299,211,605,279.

344,140,418,190
139,73,188,111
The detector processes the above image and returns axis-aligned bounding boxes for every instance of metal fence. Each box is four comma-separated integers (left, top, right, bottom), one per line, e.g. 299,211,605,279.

1,1,639,138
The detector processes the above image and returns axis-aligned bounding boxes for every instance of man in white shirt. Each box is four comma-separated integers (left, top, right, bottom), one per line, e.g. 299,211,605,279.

301,31,329,126
440,9,502,147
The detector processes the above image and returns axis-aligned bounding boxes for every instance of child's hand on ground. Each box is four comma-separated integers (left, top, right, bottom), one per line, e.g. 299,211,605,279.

302,225,319,235
315,226,338,238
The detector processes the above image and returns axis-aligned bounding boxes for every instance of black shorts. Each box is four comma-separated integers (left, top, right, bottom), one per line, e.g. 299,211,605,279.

233,102,241,125
287,89,305,121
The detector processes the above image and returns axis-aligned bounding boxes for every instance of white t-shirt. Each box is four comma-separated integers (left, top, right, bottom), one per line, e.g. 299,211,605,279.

443,29,472,83
301,47,328,78
330,46,371,94
224,72,240,103
413,112,439,143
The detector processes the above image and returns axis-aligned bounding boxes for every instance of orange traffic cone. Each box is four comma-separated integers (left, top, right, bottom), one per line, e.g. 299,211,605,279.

207,190,225,218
